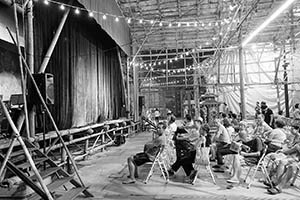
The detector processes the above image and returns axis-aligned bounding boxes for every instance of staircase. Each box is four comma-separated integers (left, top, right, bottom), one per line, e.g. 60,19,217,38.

0,139,93,200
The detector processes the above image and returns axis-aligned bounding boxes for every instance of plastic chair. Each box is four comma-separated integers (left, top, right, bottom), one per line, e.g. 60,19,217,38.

144,146,169,184
243,145,273,189
192,146,216,185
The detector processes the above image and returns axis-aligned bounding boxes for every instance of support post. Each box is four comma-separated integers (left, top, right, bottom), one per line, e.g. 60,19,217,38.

13,0,30,138
238,31,246,119
126,58,130,118
26,0,36,138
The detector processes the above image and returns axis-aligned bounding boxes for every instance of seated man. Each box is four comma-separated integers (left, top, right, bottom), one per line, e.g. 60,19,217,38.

227,132,264,183
123,122,166,184
213,121,244,172
265,119,287,154
266,125,300,195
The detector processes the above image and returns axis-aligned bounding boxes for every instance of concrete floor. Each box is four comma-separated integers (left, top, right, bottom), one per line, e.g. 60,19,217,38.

75,131,300,200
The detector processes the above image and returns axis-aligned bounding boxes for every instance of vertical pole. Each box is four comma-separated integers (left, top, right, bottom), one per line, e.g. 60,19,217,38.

184,51,187,88
239,30,246,119
126,58,130,118
133,59,138,122
283,49,289,117
166,49,168,88
13,0,30,138
26,0,36,137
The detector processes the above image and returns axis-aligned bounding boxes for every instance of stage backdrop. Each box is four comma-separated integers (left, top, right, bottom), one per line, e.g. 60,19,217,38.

33,1,126,129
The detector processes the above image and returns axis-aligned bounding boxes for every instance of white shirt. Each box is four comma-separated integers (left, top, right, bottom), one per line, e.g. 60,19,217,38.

268,128,287,148
215,123,231,144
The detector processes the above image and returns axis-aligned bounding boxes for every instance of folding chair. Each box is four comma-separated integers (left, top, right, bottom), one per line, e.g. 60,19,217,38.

290,162,299,187
243,145,273,189
144,146,169,184
192,146,216,185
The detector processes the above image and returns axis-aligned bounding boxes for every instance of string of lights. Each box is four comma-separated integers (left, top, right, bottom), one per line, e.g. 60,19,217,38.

34,0,239,28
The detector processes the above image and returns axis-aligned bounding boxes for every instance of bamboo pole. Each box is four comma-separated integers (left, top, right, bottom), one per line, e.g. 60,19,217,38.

0,137,17,182
26,0,36,137
0,100,54,200
238,30,246,119
12,0,30,138
38,1,72,73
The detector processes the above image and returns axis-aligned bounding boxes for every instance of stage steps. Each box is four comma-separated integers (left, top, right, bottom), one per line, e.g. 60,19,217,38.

0,138,93,200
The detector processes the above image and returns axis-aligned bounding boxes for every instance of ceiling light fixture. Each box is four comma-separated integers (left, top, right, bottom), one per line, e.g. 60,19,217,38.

242,0,296,47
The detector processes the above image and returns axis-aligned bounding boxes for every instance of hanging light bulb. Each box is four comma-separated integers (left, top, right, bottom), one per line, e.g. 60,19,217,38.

186,22,190,27
180,54,183,58
194,22,197,27
177,22,181,27
115,17,119,22
150,20,154,24
44,0,49,5
158,61,161,65
185,51,189,56
215,22,218,26
75,8,80,15
159,22,163,26
88,12,94,17
208,22,212,26
170,59,173,63
139,19,143,24
168,22,172,27
102,15,107,19
127,18,131,23
202,22,205,27
60,4,65,10
192,49,195,53
175,57,178,61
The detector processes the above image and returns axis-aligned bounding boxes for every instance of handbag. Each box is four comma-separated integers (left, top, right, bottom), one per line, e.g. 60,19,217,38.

195,147,210,166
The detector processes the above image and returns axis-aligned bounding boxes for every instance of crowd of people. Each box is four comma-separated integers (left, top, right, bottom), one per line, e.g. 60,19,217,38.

123,102,300,196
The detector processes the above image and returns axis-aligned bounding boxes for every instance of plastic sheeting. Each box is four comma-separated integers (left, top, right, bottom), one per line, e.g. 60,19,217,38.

216,44,300,116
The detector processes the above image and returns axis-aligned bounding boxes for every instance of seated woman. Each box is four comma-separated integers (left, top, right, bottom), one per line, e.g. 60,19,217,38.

252,114,273,139
227,132,264,183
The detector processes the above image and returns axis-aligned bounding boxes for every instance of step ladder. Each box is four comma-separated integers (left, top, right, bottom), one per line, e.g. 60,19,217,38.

0,98,93,200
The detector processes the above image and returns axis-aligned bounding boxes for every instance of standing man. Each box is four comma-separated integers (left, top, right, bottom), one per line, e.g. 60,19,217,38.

261,101,274,128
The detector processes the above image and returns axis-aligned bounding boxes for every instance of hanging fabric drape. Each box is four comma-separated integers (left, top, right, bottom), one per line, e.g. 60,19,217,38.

33,2,125,130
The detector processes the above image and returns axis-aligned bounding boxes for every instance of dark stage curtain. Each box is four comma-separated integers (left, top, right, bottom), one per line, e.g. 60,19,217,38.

33,1,125,130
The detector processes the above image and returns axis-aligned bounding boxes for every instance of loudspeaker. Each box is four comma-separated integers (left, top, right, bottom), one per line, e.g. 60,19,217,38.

29,73,54,105
138,96,145,107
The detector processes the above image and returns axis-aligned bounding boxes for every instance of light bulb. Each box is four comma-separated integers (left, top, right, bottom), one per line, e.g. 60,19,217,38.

115,17,119,22
103,15,107,19
75,8,80,14
60,4,65,10
88,12,94,17
44,0,49,5
127,18,131,23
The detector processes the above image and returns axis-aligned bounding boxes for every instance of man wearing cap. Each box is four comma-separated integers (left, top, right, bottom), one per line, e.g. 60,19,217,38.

261,101,274,128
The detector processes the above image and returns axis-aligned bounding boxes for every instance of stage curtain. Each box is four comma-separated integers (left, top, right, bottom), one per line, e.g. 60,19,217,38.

33,1,125,130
